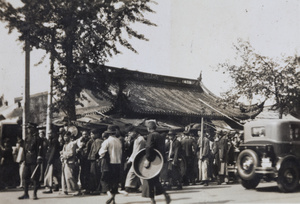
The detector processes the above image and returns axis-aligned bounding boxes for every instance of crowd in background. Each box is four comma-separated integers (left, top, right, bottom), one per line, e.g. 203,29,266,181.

0,121,243,201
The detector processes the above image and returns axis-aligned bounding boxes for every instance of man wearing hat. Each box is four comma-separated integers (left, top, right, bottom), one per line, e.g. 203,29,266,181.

181,128,197,185
86,129,103,195
124,125,146,193
18,123,44,200
142,121,171,204
98,125,122,204
167,129,183,190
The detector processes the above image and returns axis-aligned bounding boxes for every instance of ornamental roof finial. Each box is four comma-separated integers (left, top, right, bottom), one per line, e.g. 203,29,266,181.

197,71,202,82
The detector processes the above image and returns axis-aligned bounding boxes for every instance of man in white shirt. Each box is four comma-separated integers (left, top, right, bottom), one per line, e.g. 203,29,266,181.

98,125,122,204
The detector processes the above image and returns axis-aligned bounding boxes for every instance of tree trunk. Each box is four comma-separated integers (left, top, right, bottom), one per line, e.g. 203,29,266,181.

64,17,76,122
65,87,76,122
65,50,76,122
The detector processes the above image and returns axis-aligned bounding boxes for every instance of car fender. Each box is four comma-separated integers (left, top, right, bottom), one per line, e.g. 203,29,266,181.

276,155,298,171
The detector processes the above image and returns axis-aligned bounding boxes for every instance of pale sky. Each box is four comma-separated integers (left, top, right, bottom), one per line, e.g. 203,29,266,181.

1,0,300,104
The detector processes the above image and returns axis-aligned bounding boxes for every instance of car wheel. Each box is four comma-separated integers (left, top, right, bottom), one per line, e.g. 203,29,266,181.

277,161,299,193
241,177,260,189
237,149,259,180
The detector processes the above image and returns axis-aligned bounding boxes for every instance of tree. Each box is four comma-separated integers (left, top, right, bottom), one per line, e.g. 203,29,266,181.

0,0,156,121
217,39,300,119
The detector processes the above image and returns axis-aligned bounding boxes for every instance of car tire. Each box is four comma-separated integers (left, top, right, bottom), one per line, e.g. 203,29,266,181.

237,149,259,180
241,177,260,189
277,161,299,193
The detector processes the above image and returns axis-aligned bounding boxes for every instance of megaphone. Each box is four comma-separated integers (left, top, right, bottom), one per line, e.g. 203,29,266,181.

133,148,164,180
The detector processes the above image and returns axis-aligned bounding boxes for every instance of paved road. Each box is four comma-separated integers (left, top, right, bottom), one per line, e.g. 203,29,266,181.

1,182,300,204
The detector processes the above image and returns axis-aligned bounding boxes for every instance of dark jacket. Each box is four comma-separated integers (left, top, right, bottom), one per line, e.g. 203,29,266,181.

88,138,103,160
218,137,228,161
146,131,166,162
169,139,182,166
181,137,197,158
24,134,43,165
201,136,211,160
45,136,60,165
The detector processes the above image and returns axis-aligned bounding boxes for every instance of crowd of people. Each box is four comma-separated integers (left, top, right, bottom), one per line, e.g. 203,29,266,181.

160,124,243,189
0,121,243,204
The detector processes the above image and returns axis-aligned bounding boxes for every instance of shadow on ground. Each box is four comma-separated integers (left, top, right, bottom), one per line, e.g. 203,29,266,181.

255,185,300,193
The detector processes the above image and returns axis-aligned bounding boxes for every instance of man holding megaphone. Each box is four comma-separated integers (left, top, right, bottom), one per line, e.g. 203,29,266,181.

141,121,171,204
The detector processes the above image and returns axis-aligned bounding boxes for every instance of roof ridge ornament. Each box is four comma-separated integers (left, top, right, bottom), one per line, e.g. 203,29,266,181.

197,71,202,82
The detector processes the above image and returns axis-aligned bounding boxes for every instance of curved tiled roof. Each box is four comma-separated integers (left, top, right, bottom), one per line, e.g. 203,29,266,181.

78,66,263,120
76,89,114,116
123,80,261,120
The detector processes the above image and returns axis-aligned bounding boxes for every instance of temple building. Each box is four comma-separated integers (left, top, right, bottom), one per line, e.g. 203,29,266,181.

0,66,264,133
75,66,264,131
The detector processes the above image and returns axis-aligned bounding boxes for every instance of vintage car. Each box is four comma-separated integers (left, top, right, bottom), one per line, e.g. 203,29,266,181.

237,119,300,192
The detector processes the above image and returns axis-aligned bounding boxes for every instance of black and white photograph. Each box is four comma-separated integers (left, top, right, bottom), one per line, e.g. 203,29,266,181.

1,0,300,203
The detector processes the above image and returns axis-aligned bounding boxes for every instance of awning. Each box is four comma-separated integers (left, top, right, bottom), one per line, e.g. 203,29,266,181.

74,115,182,134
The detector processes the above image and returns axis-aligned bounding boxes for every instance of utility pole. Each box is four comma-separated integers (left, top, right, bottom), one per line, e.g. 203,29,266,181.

45,53,54,139
22,39,30,140
45,29,56,139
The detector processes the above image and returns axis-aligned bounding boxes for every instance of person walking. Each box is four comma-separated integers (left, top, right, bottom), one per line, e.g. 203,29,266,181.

18,123,44,200
99,125,123,204
124,125,146,193
142,121,171,204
